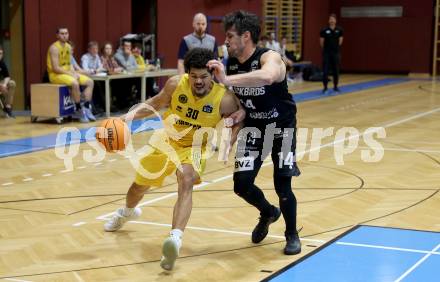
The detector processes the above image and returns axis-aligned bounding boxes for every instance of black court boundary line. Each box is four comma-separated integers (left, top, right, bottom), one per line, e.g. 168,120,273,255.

361,224,440,235
261,223,440,281
261,225,361,282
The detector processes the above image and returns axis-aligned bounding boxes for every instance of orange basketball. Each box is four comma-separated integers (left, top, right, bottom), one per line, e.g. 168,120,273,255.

95,118,130,152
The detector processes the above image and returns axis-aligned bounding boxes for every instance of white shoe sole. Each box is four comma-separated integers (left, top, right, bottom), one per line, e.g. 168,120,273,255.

160,238,179,271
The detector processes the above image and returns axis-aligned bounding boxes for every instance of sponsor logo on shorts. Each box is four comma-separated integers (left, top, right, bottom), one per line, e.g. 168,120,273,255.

234,157,254,172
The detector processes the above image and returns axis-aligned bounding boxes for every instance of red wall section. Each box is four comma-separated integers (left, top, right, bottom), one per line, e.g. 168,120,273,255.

329,0,434,73
302,0,331,67
156,0,262,68
24,0,41,93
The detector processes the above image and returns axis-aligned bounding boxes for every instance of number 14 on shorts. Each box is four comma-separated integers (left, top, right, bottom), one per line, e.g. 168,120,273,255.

278,152,295,169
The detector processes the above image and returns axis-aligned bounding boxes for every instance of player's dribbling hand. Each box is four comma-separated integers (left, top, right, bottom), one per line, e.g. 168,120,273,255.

226,108,246,127
207,60,228,85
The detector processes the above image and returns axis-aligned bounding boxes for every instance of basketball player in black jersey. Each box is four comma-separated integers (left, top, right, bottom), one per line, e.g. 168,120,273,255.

208,10,301,255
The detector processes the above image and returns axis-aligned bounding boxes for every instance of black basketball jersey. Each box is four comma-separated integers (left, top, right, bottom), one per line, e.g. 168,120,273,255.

226,47,296,126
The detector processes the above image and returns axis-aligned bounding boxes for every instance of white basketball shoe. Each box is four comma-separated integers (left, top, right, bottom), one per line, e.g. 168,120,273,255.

104,207,142,232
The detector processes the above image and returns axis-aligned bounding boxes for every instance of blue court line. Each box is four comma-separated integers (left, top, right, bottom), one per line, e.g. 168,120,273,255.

0,77,408,158
0,117,162,158
263,225,440,282
293,77,408,103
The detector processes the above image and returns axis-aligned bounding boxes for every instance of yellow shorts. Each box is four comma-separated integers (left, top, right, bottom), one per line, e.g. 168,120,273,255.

49,73,91,86
134,140,207,187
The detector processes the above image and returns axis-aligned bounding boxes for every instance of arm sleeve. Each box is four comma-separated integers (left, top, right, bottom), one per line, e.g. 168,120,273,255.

339,27,344,37
320,28,325,37
177,38,189,60
114,53,127,69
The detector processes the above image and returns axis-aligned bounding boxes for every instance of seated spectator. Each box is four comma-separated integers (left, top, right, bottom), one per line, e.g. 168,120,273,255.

47,27,95,123
100,42,125,111
81,41,105,74
132,43,156,72
114,40,139,109
132,43,146,71
0,45,15,118
101,42,123,74
114,40,138,71
132,43,157,99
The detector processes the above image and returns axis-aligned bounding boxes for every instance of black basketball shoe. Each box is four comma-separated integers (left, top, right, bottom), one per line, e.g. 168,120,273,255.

284,231,301,255
251,206,281,243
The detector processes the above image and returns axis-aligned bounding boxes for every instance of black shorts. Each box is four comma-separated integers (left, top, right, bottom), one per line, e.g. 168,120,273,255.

233,118,301,180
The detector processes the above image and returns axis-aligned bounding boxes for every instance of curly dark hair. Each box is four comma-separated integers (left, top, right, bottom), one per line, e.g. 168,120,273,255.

183,48,215,73
223,10,261,44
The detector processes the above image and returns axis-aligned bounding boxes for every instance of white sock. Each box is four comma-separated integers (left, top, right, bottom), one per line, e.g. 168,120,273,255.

170,229,183,240
122,207,135,217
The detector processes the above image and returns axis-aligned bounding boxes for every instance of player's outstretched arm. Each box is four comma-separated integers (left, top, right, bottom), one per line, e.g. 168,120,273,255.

121,75,180,121
207,51,286,87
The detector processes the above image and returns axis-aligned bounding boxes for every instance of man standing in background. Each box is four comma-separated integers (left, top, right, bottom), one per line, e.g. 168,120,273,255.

177,13,218,74
320,13,343,93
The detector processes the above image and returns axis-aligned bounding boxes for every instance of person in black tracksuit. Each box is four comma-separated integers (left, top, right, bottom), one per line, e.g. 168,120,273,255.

207,10,301,255
320,13,344,93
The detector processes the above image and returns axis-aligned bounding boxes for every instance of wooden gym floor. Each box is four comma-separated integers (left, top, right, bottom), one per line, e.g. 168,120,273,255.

0,74,439,281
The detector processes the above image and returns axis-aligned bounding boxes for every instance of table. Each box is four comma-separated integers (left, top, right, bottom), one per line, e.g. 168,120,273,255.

91,68,178,117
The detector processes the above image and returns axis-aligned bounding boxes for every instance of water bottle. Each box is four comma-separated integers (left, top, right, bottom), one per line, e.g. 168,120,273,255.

156,58,161,70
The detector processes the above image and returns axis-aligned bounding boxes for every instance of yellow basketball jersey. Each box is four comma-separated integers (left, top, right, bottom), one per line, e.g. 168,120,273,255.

134,54,146,70
163,74,225,147
47,41,72,74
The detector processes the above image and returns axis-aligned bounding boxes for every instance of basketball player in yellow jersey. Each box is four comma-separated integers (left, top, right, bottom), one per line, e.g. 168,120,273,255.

47,27,95,122
104,48,245,271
